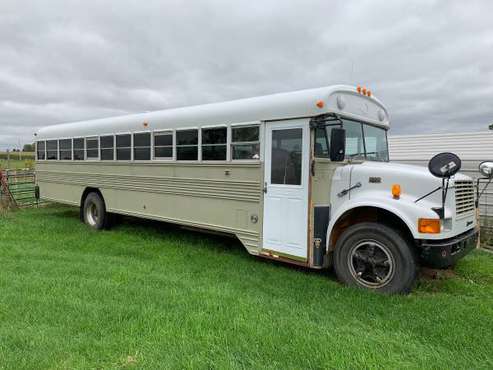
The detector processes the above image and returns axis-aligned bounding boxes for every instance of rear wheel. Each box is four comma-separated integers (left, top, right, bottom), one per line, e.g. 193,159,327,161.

83,192,109,230
333,222,417,294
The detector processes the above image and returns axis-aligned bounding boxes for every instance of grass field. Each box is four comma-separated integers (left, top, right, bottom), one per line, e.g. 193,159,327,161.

0,159,34,170
1,205,492,369
0,152,34,170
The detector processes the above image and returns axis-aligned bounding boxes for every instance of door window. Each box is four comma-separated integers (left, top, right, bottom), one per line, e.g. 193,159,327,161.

270,128,303,185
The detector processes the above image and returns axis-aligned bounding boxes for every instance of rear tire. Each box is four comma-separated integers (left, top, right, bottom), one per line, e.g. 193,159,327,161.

83,192,109,230
333,222,417,294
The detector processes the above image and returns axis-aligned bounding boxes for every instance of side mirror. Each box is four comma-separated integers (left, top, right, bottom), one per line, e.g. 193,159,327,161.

479,161,493,179
330,128,346,162
428,152,461,178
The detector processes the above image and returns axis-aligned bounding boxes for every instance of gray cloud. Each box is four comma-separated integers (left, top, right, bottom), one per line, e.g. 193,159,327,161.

0,0,492,149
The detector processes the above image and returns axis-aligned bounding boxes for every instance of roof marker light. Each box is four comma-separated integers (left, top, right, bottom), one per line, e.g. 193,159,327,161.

362,87,367,96
357,85,362,93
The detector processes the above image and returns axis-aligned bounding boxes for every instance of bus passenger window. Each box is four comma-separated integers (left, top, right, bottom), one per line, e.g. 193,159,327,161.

73,138,85,160
36,141,46,160
133,133,151,160
154,132,173,159
202,127,226,160
116,134,131,160
86,137,99,159
176,130,198,160
100,135,115,160
231,125,260,160
58,139,72,160
46,140,58,160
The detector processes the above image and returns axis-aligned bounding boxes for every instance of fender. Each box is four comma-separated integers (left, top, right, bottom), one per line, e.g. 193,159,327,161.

326,190,446,250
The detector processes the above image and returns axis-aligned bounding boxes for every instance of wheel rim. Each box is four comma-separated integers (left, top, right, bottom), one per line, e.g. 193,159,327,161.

86,202,99,226
347,239,395,289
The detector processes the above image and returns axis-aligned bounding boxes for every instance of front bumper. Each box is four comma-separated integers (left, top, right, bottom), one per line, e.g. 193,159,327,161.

417,228,478,268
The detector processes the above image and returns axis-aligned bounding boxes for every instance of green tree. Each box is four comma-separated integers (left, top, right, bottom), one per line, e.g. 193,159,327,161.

23,143,34,152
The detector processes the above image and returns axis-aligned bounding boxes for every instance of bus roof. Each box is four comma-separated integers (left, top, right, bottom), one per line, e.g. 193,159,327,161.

36,85,390,140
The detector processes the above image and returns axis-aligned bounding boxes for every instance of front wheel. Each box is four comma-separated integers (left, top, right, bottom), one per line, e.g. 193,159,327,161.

333,222,417,294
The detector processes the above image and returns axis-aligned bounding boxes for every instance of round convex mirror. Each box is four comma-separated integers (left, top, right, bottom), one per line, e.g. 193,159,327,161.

479,161,493,179
428,152,461,178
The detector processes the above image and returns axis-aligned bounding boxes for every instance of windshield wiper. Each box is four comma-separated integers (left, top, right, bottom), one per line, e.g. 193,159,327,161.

347,153,365,158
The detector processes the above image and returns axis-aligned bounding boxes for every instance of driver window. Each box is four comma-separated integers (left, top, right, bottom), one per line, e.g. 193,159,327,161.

343,121,365,159
271,128,302,185
314,128,328,158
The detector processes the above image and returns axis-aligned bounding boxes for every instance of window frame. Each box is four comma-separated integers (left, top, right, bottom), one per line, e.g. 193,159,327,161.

312,117,390,162
58,138,73,161
152,130,175,161
132,131,152,161
73,137,85,161
269,127,304,186
176,127,199,162
114,132,132,161
36,140,46,161
99,134,115,161
85,136,100,161
230,122,261,162
46,139,58,160
200,125,228,162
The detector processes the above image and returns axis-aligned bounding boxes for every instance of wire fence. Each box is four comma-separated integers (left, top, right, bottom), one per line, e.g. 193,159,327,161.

477,178,493,250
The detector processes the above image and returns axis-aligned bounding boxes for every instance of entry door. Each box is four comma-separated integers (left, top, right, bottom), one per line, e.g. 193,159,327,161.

262,119,310,259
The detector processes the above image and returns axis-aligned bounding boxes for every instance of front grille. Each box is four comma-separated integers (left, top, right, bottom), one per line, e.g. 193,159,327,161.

454,180,475,217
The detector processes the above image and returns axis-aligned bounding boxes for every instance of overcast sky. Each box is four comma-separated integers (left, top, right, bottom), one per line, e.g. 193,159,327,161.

1,0,492,149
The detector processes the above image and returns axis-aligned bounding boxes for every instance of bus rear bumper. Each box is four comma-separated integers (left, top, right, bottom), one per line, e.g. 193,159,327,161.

416,228,478,269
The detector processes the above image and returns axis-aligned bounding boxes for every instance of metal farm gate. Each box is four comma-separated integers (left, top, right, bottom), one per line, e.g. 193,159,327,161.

0,169,38,208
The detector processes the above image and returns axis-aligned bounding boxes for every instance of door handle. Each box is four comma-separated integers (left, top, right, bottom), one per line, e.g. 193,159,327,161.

263,182,268,194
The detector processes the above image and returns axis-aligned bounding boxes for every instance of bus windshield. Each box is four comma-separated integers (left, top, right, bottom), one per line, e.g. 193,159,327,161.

314,119,389,162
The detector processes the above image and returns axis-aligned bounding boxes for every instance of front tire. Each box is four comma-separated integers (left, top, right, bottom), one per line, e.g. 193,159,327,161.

83,192,109,230
333,222,417,294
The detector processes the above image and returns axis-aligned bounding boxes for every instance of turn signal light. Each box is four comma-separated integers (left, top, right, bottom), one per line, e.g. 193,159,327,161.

418,218,441,234
391,184,401,199
316,100,324,108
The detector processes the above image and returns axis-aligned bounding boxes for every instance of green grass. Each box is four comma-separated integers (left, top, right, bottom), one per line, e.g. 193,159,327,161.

1,205,492,369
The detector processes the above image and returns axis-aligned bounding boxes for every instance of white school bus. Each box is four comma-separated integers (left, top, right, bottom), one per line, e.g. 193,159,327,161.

35,85,479,293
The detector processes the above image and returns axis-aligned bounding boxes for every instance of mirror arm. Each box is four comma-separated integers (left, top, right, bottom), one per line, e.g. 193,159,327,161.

414,185,442,203
476,177,493,207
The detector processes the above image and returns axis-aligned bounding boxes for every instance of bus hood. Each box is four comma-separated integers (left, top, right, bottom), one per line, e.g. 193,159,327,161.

351,161,472,199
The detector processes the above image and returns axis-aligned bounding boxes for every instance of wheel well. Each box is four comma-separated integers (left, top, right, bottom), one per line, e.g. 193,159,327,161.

328,207,414,251
80,187,104,220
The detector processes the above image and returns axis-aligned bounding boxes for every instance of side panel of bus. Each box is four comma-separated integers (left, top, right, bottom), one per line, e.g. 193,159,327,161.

36,161,264,254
